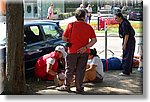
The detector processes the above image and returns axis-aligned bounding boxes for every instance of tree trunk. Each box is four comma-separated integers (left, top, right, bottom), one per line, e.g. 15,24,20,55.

3,1,26,94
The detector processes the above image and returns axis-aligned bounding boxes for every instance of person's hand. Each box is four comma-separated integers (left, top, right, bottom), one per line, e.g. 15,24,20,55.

86,65,90,69
122,44,126,50
119,34,123,38
85,65,90,71
77,46,87,54
48,70,57,76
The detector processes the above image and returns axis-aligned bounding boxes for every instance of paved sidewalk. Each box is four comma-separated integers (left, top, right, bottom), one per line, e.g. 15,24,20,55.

59,16,76,26
25,16,143,95
26,68,143,95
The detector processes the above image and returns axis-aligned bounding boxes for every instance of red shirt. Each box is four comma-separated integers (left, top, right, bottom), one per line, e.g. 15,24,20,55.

35,52,59,80
63,21,96,53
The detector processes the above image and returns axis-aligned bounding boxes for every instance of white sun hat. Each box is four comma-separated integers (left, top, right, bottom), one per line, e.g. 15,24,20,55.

55,45,67,58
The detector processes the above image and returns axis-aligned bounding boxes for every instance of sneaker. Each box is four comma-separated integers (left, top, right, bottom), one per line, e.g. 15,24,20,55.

76,86,84,94
57,85,70,92
54,75,59,86
137,68,141,71
138,67,143,73
119,72,129,76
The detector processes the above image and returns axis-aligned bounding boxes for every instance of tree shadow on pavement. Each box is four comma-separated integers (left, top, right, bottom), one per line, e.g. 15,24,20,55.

26,68,143,95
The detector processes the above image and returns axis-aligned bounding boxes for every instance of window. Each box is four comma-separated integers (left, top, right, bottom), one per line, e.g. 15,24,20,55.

24,26,41,44
34,6,37,14
42,24,57,40
27,5,31,13
30,26,39,35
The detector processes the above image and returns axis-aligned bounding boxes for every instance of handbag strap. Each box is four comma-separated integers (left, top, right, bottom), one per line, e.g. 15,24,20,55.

96,71,103,79
68,22,74,42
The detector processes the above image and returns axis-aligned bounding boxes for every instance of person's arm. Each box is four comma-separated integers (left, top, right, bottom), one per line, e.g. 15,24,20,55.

119,34,123,38
46,58,57,76
122,21,130,50
62,23,71,42
85,65,90,71
77,38,97,53
119,26,123,38
62,36,68,42
122,34,129,50
47,63,57,76
86,65,97,72
86,38,97,48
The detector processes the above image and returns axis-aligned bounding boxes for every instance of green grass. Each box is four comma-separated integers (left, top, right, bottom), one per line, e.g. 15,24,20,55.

31,27,57,36
93,20,143,36
60,21,143,36
60,25,67,31
44,28,57,36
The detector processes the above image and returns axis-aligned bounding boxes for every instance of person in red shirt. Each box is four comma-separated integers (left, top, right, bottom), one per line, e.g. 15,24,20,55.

58,9,97,93
35,46,67,85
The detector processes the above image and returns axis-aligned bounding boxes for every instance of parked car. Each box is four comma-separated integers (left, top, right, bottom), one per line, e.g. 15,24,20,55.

121,6,131,19
98,9,113,18
0,21,65,77
112,7,121,14
98,9,118,25
92,9,113,20
128,8,143,21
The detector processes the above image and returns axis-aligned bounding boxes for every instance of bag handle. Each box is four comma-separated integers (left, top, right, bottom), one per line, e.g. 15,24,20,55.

68,22,74,42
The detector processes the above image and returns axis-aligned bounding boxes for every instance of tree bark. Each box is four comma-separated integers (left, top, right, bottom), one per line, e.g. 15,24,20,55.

3,1,26,94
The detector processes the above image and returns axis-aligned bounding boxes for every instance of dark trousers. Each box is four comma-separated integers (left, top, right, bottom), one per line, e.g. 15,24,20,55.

122,37,135,75
88,14,91,23
64,53,88,91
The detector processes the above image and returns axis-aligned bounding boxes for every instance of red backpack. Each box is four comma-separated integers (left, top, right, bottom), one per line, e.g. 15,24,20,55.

35,52,59,80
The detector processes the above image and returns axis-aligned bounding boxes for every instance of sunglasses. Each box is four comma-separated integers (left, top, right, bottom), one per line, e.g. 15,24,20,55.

56,51,62,54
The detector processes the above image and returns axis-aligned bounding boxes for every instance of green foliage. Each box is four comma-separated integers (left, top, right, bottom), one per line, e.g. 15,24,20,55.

58,12,75,20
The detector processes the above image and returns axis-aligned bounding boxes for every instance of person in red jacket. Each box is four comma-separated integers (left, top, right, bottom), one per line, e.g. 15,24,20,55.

35,46,67,83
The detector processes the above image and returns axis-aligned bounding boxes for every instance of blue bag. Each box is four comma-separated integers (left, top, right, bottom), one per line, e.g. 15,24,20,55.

101,57,122,71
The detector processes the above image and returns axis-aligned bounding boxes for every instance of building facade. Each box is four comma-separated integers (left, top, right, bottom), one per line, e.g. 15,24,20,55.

0,0,142,19
24,0,64,19
0,0,6,16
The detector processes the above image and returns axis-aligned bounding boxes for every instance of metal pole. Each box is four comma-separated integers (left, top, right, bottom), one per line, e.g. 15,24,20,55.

62,0,64,13
105,24,107,60
41,0,43,20
98,16,100,31
97,10,100,31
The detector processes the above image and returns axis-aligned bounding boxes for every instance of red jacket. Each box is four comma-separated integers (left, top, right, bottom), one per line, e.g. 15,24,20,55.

35,52,59,80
